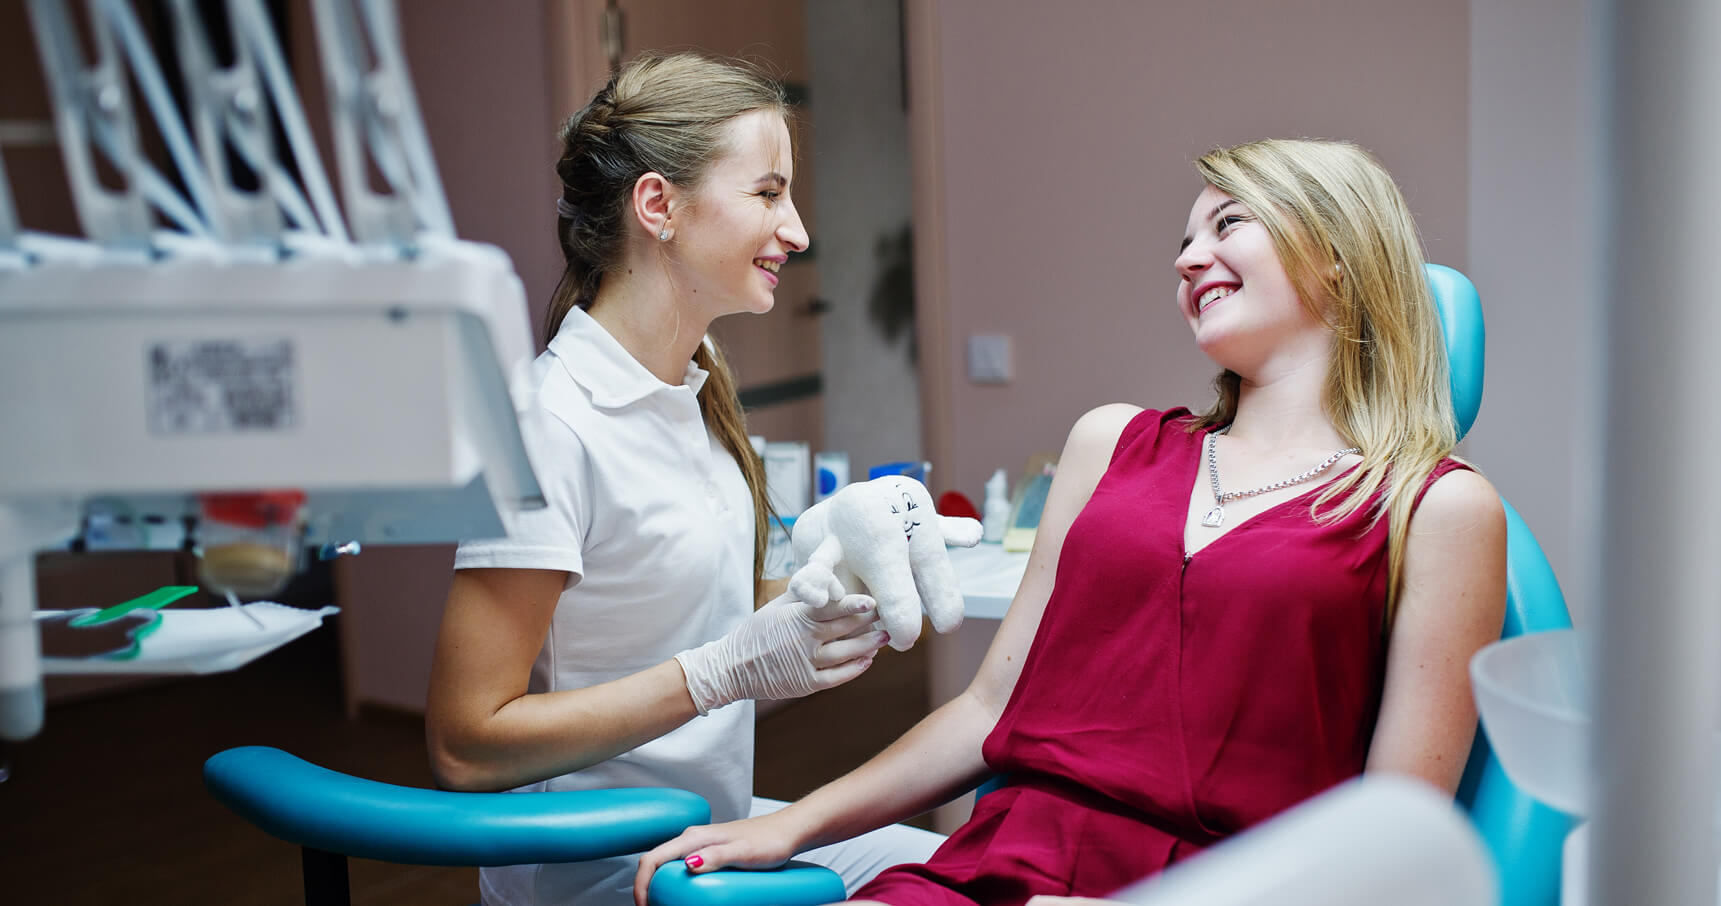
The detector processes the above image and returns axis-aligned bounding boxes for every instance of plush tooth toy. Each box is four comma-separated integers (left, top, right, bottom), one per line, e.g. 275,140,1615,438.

789,475,984,651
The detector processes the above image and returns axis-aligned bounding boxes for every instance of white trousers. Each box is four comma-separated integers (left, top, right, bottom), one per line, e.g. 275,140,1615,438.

480,796,944,905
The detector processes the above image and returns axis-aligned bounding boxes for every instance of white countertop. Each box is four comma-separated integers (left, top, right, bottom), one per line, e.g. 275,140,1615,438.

948,543,1030,620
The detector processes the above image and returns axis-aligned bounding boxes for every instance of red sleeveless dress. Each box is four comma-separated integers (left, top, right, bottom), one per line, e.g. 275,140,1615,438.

855,408,1471,905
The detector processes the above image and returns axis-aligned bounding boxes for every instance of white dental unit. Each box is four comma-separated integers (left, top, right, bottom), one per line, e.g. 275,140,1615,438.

0,0,541,742
4,2,1717,905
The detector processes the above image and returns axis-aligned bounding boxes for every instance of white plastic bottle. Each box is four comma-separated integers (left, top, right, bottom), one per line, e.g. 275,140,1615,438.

981,468,1011,543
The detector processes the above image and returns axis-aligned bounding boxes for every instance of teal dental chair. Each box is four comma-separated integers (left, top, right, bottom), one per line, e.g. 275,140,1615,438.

204,265,1572,906
1432,263,1575,906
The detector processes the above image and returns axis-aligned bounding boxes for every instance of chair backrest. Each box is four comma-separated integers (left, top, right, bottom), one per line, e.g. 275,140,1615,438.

1428,263,1575,906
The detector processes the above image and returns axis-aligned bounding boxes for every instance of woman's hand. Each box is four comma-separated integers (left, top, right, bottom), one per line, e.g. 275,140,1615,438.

676,592,887,714
632,814,801,906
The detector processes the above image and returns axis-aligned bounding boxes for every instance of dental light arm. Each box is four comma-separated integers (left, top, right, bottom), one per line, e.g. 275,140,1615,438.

218,0,352,244
99,0,221,237
25,0,158,249
311,0,454,246
160,0,286,246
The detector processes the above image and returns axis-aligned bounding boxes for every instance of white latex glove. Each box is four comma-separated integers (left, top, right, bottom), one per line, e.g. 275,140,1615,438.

674,592,886,715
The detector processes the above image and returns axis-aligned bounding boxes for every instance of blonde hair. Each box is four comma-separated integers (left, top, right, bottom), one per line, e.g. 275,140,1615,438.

1192,139,1457,623
547,52,789,599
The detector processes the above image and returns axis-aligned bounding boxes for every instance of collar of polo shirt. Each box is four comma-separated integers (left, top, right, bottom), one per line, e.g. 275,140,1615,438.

550,307,711,409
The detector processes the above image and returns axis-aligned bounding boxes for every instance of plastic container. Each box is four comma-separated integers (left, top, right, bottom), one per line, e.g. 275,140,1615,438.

197,491,307,596
1470,627,1721,824
868,460,930,483
1470,629,1593,816
763,441,811,517
813,452,849,503
981,468,1010,544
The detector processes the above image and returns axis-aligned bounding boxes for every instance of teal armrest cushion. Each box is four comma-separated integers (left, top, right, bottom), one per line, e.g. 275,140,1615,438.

647,860,846,906
204,745,709,866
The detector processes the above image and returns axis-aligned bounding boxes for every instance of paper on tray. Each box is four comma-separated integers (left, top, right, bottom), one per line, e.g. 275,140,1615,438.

40,602,340,675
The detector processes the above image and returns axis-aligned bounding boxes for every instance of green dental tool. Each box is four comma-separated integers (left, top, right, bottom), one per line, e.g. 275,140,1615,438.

40,586,202,660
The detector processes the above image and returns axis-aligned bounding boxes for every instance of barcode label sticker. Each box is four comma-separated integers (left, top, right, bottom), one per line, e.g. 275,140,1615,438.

147,340,297,434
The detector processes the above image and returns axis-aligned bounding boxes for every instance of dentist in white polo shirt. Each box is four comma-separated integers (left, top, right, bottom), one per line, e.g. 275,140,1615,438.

422,53,942,906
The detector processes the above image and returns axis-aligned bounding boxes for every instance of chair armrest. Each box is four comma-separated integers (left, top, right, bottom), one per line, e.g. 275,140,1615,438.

644,776,992,904
647,861,846,906
204,746,710,866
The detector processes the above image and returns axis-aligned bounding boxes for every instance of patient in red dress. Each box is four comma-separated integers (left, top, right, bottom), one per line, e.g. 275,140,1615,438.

635,138,1508,906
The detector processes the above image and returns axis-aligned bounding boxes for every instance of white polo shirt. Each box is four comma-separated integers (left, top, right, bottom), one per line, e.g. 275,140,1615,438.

454,306,756,906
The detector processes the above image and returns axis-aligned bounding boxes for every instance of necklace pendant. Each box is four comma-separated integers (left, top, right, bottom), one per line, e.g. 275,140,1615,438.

1201,505,1225,528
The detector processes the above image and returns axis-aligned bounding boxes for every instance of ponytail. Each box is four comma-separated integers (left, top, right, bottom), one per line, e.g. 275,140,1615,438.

693,338,773,602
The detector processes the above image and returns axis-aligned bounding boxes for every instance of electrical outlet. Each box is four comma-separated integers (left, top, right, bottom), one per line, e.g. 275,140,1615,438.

967,334,1012,384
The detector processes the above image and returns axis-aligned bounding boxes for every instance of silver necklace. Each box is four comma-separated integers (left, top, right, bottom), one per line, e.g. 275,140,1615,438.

1201,433,1360,528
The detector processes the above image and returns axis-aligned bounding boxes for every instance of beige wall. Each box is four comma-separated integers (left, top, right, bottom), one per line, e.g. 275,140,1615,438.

404,2,566,335
1465,0,1600,624
910,0,1471,505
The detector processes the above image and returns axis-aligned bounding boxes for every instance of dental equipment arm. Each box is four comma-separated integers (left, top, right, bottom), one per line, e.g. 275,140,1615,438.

25,0,157,249
0,0,541,744
311,0,453,246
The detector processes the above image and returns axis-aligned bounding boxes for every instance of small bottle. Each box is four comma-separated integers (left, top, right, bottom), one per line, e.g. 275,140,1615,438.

981,468,1011,544
813,451,849,503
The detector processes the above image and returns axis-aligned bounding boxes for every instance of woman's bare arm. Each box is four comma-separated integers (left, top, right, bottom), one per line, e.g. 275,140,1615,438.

631,405,1143,902
1365,469,1508,790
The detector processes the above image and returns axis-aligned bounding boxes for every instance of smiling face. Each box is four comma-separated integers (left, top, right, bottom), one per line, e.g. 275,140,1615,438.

668,109,810,319
1174,183,1331,379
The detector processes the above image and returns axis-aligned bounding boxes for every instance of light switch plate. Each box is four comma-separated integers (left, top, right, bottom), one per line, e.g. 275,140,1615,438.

967,333,1012,384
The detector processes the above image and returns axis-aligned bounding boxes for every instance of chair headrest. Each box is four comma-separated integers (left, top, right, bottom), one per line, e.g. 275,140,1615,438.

1425,263,1484,441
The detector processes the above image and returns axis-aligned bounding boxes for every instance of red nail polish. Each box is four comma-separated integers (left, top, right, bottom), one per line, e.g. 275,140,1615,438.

881,632,891,644
685,855,704,869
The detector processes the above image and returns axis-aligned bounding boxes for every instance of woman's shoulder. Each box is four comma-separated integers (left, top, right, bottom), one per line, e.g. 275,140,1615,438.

1069,404,1194,439
1054,405,1199,487
1411,462,1504,536
1067,403,1143,442
1068,404,1200,460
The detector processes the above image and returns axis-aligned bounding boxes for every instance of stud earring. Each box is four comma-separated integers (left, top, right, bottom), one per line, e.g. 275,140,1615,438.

658,227,671,241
